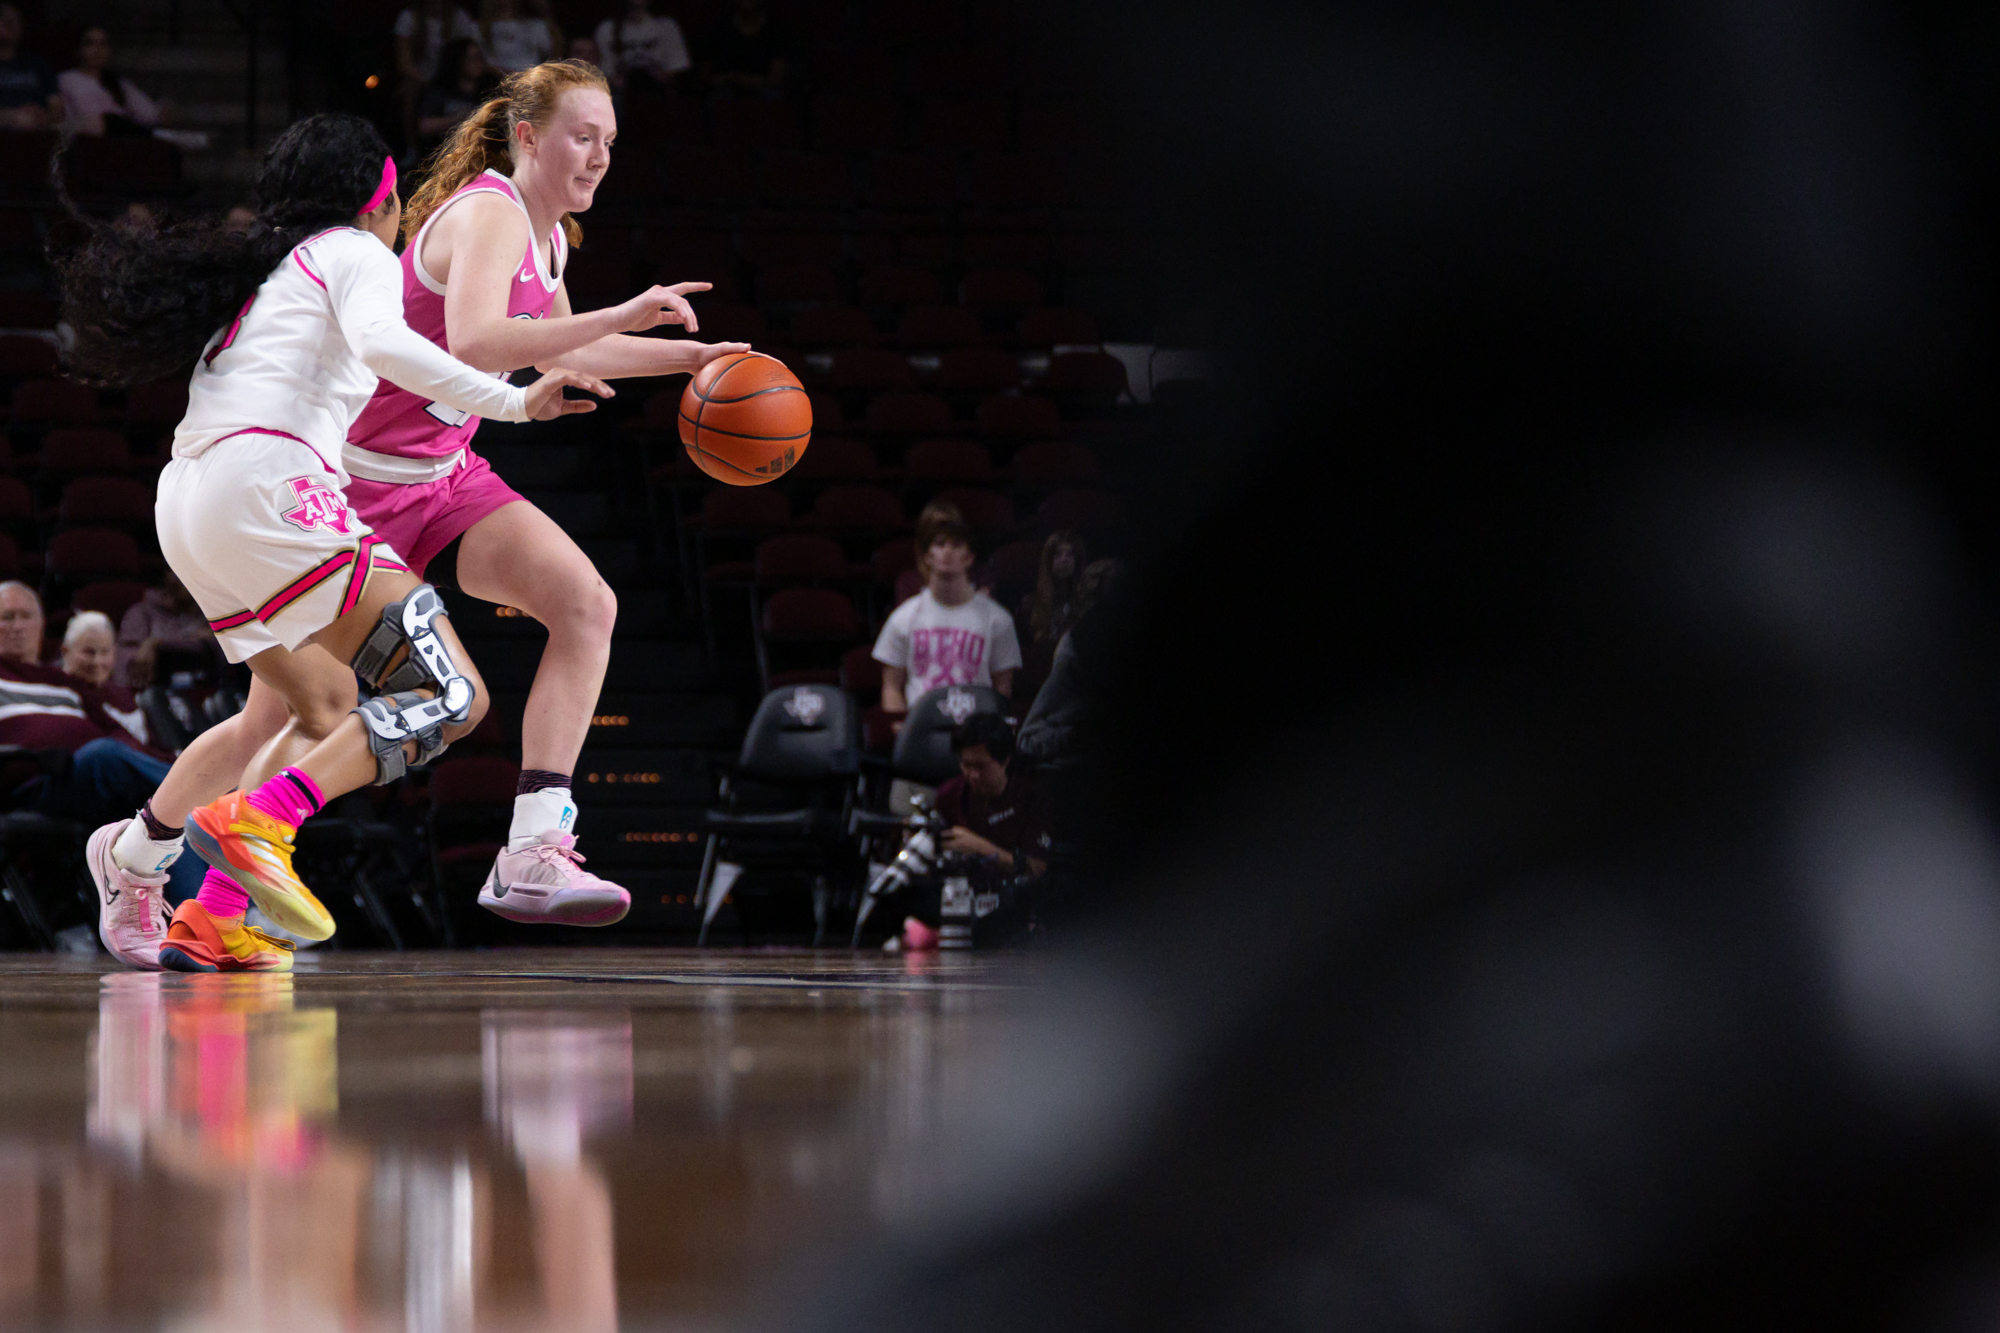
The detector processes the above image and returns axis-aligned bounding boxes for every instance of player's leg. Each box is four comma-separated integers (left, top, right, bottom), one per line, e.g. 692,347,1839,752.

452,499,629,926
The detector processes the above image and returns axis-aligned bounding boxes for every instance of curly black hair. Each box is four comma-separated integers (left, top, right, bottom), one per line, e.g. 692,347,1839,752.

52,113,393,387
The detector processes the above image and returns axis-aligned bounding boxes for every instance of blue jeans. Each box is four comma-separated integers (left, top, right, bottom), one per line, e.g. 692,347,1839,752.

41,739,206,905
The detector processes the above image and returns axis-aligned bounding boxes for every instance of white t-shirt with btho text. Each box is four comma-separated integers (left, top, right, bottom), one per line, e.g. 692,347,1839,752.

873,588,1022,704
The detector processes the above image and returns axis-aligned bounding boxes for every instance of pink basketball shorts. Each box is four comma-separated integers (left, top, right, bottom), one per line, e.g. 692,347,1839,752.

343,451,524,582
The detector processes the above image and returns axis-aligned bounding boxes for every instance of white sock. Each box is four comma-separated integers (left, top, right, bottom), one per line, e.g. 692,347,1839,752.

112,812,183,877
508,788,577,851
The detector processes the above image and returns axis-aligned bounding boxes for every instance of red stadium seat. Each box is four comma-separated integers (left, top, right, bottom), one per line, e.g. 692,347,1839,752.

759,151,853,207
935,347,1023,393
687,299,771,346
0,532,18,579
903,438,996,486
934,486,1015,539
840,643,883,701
1017,307,1102,348
858,264,942,309
756,262,841,305
806,392,849,434
811,94,901,151
754,533,852,583
1038,488,1127,538
1046,349,1131,397
57,474,152,529
865,391,954,437
892,567,922,605
985,539,1043,608
789,305,878,349
11,380,98,427
661,148,756,205
1011,440,1101,487
762,586,860,638
976,394,1062,439
45,527,141,579
962,268,1045,313
71,578,148,625
825,348,916,392
790,437,887,485
911,97,1010,152
122,379,189,432
870,536,917,584
37,427,129,476
865,153,957,211
711,97,801,149
897,305,986,349
0,475,30,531
700,487,792,533
0,336,57,378
812,485,906,540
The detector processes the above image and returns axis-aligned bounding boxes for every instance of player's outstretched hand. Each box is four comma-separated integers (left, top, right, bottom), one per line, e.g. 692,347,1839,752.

616,282,713,334
690,341,753,369
524,368,614,420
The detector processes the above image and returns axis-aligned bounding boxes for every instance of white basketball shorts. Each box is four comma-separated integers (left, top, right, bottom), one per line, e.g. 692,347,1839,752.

155,428,410,663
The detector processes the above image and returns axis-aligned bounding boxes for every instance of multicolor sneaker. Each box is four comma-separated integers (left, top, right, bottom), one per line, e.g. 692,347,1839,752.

88,821,169,969
479,832,631,926
157,900,294,973
185,791,335,942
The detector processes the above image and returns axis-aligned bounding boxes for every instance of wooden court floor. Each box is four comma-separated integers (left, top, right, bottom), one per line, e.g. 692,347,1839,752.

0,948,1028,1332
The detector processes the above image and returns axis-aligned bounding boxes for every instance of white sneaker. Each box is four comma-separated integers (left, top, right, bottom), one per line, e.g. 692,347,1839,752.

87,821,169,970
478,831,630,926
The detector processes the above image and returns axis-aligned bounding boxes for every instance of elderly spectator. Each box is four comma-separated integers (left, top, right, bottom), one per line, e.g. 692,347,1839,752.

57,24,205,149
0,3,60,131
417,37,498,151
703,0,789,95
594,0,690,95
63,610,149,745
117,569,218,690
480,0,561,72
0,583,198,899
874,500,1022,717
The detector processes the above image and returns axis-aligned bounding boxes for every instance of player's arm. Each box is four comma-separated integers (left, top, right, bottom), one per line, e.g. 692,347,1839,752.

439,194,710,372
532,282,748,378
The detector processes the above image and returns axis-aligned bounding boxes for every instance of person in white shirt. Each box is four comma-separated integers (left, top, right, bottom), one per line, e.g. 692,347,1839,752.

593,0,691,93
480,0,562,72
52,112,608,973
874,500,1023,714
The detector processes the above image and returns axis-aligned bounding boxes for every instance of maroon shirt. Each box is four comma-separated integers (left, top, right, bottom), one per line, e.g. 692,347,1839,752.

0,657,159,755
936,767,1051,870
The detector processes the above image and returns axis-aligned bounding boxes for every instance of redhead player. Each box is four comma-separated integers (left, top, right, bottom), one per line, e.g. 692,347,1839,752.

345,59,747,925
60,113,611,970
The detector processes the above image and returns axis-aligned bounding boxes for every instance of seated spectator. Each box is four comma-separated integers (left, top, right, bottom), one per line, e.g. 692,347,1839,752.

61,609,148,745
417,37,498,153
480,0,560,72
567,35,601,67
703,0,788,95
937,712,1050,879
395,1,480,150
0,3,61,131
1017,558,1121,770
58,25,207,149
1016,529,1087,704
874,500,1022,717
594,0,690,96
0,583,199,900
118,569,220,690
223,201,257,233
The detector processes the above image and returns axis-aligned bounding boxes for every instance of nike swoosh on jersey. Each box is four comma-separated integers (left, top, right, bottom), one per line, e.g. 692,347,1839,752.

519,267,537,283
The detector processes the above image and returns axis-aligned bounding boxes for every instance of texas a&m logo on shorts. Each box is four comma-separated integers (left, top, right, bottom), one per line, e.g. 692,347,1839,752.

279,475,355,535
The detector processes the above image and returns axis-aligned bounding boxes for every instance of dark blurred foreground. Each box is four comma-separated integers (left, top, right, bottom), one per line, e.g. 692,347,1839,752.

768,2,2000,1329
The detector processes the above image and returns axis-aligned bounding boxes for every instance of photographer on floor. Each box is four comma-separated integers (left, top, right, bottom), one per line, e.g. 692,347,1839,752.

936,712,1050,881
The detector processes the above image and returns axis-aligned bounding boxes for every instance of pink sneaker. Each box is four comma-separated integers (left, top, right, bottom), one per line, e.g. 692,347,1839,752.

88,821,169,969
478,831,630,926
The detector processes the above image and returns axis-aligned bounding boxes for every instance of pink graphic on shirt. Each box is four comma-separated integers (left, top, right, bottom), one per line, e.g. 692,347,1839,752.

909,628,987,689
278,476,355,535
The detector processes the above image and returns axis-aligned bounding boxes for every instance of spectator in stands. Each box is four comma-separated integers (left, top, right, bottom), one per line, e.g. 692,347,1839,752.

61,609,149,745
0,578,44,664
594,0,690,96
416,37,499,153
479,0,561,72
875,500,1022,717
1017,558,1121,769
702,0,789,95
0,584,197,898
117,569,216,690
1016,529,1087,703
394,1,480,151
938,712,1050,878
567,35,601,66
0,3,61,131
223,201,256,233
59,25,208,150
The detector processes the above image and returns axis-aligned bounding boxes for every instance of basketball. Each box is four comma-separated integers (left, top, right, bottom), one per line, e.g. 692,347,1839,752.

678,352,813,486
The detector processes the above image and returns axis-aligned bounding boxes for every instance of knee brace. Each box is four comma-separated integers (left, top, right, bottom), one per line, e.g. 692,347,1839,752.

349,584,476,785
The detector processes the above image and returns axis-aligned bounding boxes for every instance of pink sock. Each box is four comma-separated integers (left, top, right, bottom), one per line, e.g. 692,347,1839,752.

195,866,248,919
243,767,325,829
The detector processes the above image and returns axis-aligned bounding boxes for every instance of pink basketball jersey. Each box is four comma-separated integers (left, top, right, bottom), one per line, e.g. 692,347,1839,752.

346,169,567,460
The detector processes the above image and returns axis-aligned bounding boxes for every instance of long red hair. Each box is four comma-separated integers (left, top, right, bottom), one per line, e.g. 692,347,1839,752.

403,58,609,248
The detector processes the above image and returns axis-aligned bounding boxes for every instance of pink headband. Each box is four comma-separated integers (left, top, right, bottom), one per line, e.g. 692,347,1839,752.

360,156,397,215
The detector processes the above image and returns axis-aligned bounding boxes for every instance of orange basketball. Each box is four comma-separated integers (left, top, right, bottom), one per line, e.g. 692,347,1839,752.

678,352,812,486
